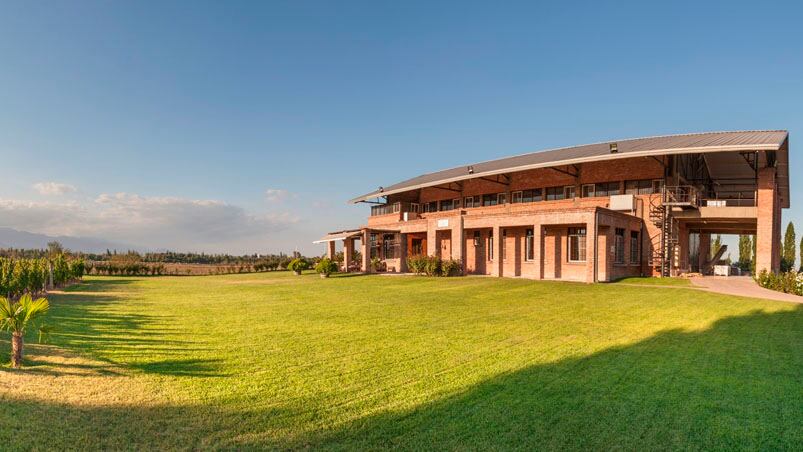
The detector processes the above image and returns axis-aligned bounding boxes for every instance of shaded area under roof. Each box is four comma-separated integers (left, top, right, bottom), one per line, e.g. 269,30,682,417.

350,130,789,207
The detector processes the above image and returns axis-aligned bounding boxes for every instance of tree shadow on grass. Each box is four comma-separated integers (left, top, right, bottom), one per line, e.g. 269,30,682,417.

0,306,799,450
130,358,230,377
289,305,803,451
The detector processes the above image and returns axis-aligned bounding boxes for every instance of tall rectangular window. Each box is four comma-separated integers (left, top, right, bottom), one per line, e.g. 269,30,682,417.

546,186,565,201
488,230,494,260
525,228,534,261
582,184,595,198
464,196,475,208
369,233,379,259
614,228,625,264
511,191,523,203
453,198,461,209
497,193,507,205
568,227,587,262
564,186,576,199
383,233,399,259
630,231,640,264
502,229,507,260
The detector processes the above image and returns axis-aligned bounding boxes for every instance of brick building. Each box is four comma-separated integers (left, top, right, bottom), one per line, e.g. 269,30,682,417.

316,131,790,282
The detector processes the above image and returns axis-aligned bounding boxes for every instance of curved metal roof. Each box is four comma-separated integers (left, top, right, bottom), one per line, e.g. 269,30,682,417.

350,130,790,207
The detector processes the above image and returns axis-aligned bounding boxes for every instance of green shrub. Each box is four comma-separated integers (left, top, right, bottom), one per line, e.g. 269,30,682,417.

756,269,803,296
315,258,338,276
407,255,427,275
423,255,441,276
441,259,462,277
287,258,309,274
370,257,383,272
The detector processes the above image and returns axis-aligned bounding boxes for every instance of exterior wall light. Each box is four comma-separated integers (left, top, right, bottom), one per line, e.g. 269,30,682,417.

609,143,618,153
467,166,474,174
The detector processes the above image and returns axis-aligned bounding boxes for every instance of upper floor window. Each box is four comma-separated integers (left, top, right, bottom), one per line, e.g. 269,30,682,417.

464,196,476,208
625,179,657,195
512,189,543,203
595,182,621,197
497,193,507,205
582,184,595,198
440,199,454,211
546,186,565,201
482,194,498,207
564,186,576,199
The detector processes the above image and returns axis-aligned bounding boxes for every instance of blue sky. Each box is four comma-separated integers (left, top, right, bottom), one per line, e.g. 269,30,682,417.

0,1,801,256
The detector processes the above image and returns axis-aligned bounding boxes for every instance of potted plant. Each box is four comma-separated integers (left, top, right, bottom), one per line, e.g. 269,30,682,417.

315,257,338,278
287,258,309,276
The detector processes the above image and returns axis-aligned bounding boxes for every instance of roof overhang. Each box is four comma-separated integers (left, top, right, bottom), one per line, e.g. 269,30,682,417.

349,130,790,207
313,229,362,244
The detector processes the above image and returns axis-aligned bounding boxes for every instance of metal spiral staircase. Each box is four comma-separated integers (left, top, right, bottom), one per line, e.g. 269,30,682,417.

648,186,699,277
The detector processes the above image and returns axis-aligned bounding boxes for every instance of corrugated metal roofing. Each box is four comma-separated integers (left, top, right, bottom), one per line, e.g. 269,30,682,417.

350,130,790,206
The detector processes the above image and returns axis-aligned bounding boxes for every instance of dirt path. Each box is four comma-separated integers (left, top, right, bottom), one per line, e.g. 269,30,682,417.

690,276,803,304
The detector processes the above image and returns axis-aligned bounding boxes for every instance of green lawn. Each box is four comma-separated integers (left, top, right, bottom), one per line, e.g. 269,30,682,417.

0,272,800,450
612,276,692,286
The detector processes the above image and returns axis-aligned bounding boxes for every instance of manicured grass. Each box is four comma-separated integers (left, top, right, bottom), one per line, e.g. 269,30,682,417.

612,276,692,286
0,272,800,450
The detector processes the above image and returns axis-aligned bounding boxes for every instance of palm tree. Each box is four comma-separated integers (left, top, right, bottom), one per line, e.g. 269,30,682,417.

0,294,49,368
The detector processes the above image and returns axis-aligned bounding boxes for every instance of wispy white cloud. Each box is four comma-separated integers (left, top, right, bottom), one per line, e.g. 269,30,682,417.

33,182,77,196
264,188,290,203
0,193,300,253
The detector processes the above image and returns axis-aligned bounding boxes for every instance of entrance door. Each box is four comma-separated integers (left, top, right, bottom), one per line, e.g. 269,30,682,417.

437,230,452,259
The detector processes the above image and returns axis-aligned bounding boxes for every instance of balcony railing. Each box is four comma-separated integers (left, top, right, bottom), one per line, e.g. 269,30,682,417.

662,186,701,207
370,202,420,216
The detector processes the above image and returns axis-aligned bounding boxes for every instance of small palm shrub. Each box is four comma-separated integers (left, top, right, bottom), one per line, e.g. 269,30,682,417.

287,258,309,275
0,294,49,368
315,258,338,277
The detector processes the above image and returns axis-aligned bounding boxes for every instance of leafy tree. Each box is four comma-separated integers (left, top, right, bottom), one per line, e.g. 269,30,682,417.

781,222,796,272
800,236,803,272
46,241,64,257
738,235,752,268
0,294,49,368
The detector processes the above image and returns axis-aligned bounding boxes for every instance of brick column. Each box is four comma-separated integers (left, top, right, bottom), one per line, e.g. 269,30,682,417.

677,224,689,273
451,217,464,264
343,238,354,272
533,224,544,279
399,233,408,273
327,241,336,259
586,213,597,283
492,225,503,277
426,225,437,256
756,167,779,274
698,233,710,273
361,229,371,273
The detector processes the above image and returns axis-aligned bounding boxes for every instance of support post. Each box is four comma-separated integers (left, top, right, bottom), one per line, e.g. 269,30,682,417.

756,167,780,274
361,229,371,273
492,225,503,277
343,238,354,272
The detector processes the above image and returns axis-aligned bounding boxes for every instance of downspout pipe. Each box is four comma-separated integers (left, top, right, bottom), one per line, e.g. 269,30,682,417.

593,208,600,283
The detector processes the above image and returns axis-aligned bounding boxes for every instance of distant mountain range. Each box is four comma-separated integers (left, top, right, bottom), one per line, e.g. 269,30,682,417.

0,227,143,253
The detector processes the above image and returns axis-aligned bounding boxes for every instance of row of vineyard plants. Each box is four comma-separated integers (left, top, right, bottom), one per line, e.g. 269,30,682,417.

0,255,85,299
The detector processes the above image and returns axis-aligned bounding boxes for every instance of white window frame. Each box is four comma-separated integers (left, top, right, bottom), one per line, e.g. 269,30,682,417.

410,203,419,213
568,227,587,262
464,196,474,208
582,184,595,198
525,228,534,261
511,191,523,204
